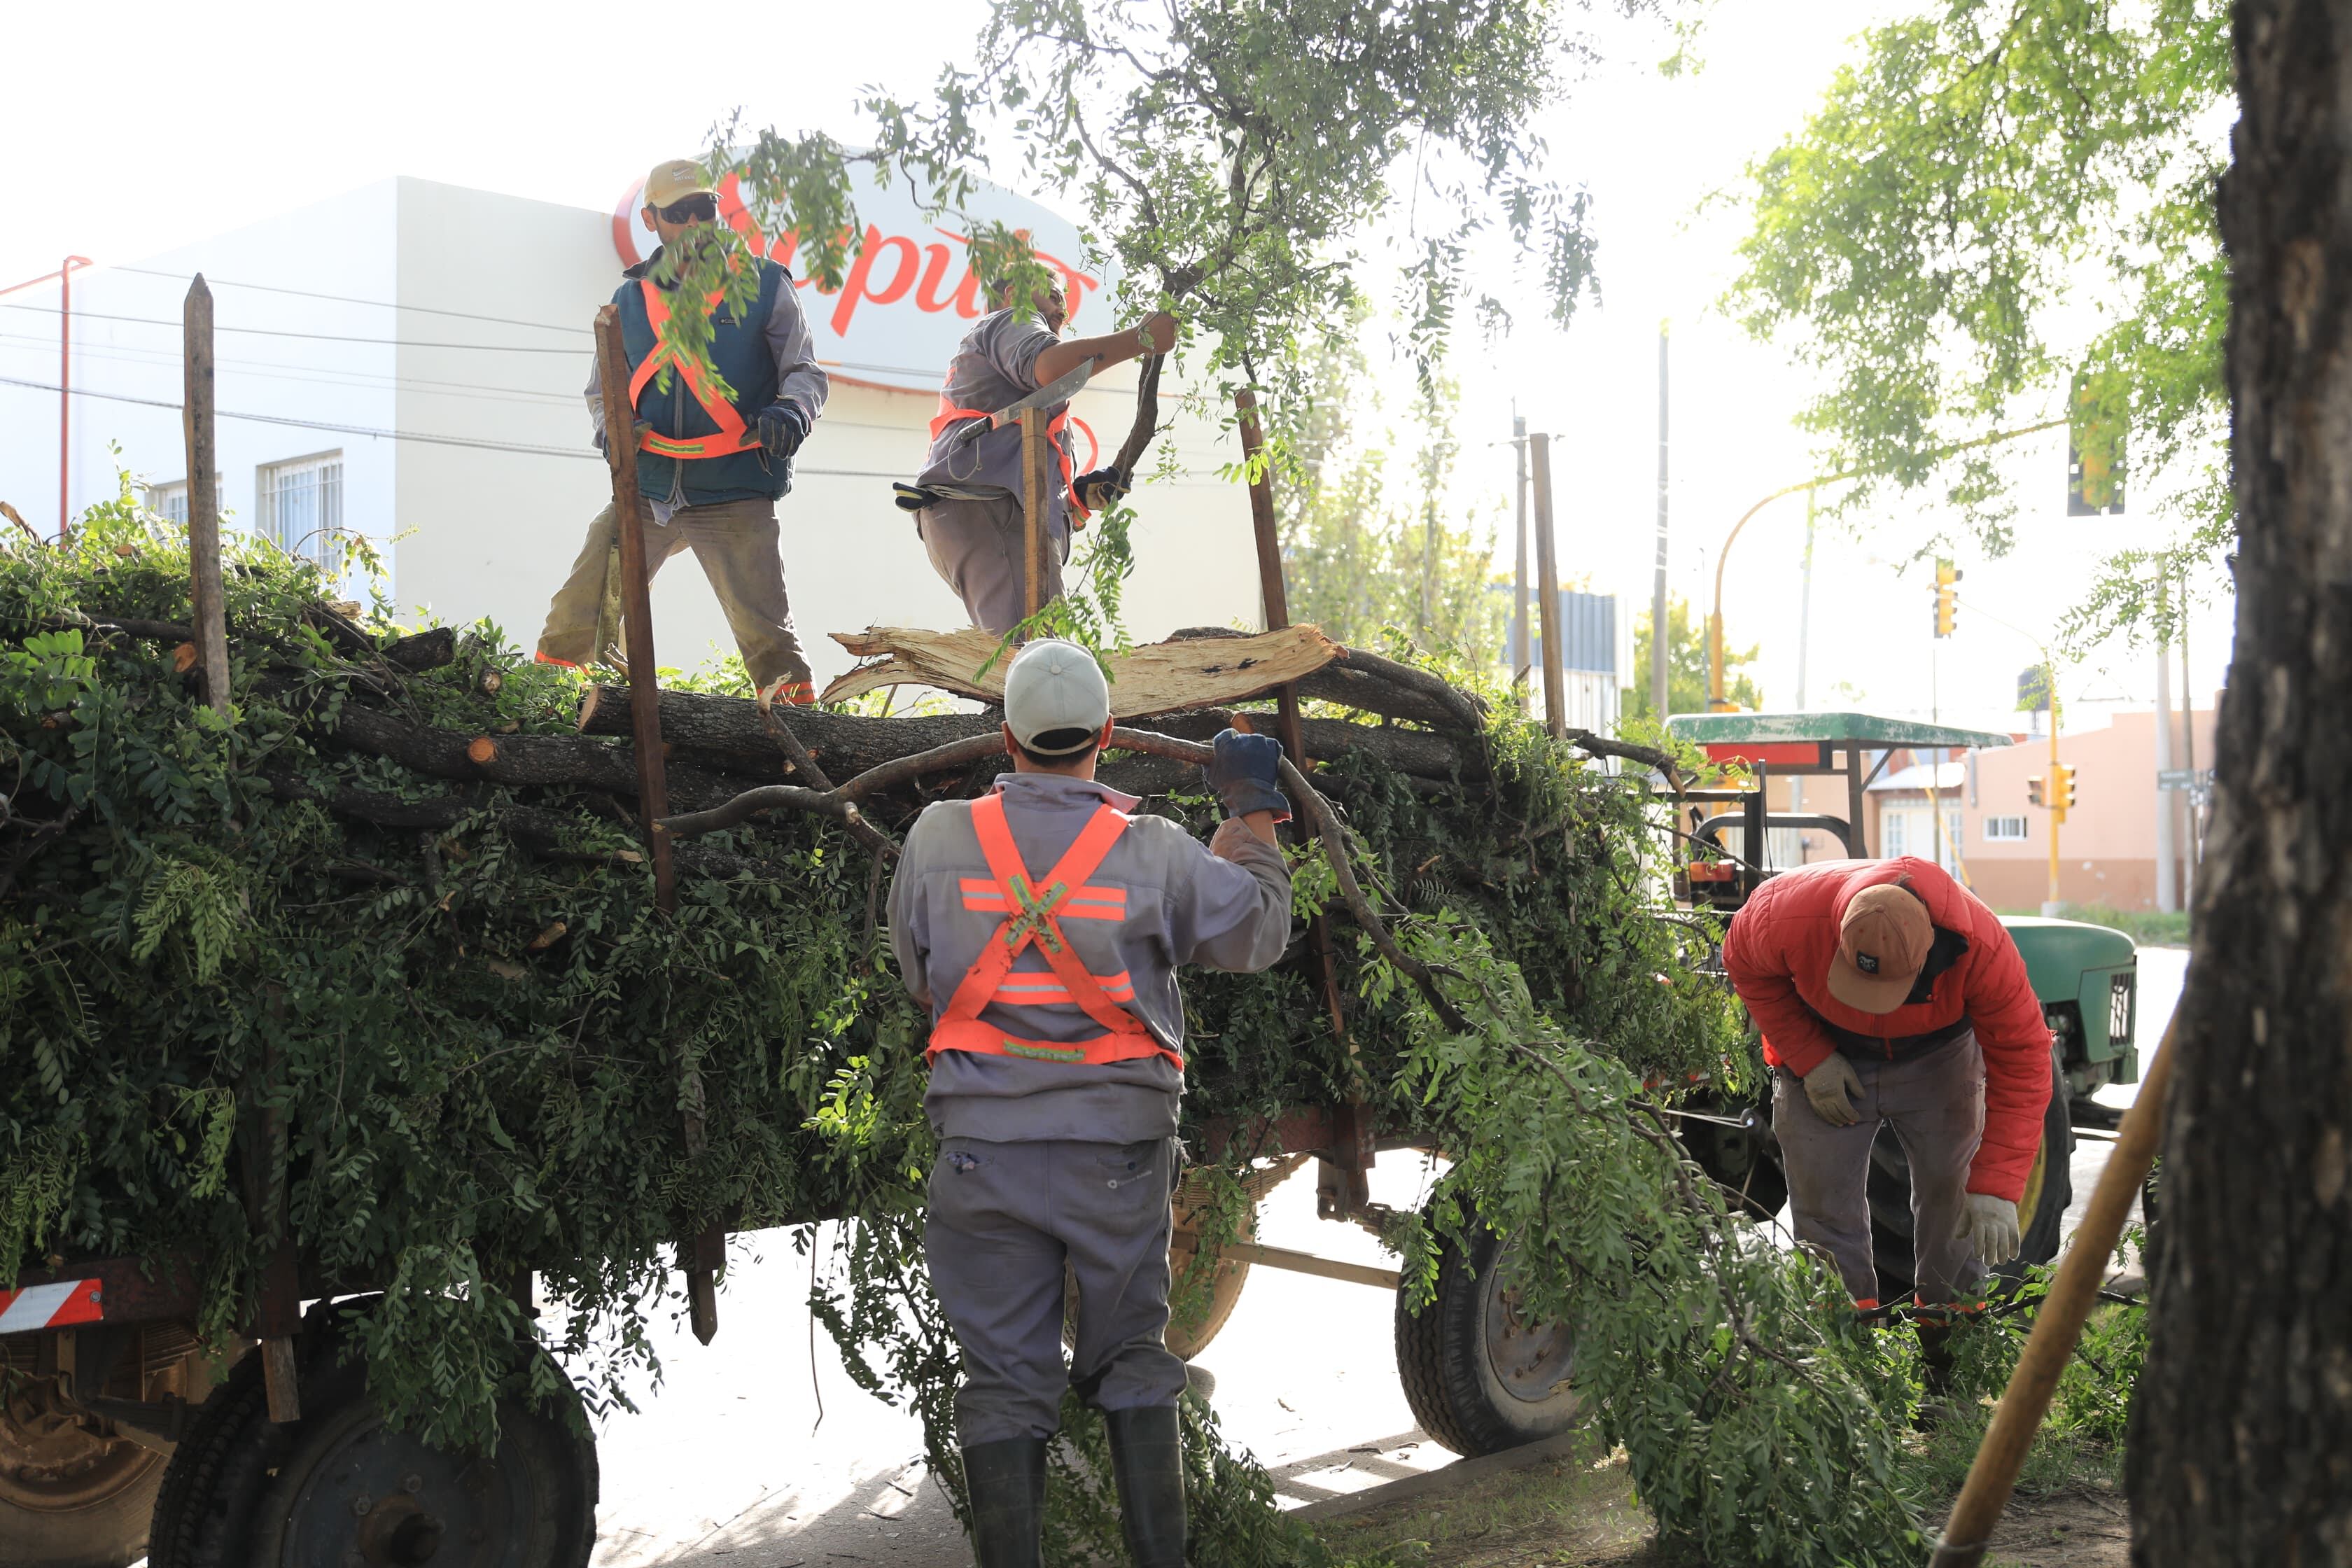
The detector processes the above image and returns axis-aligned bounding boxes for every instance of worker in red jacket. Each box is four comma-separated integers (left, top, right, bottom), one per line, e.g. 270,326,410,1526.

1719,857,2053,1315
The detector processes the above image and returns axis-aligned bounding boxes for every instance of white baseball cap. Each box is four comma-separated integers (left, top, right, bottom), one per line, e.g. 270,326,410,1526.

1002,639,1110,755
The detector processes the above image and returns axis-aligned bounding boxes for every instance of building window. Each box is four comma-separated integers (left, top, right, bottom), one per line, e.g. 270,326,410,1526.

1983,816,2029,842
1883,811,1907,858
148,481,188,526
256,452,344,571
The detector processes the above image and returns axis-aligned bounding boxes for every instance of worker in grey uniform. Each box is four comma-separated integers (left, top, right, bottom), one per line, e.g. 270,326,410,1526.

536,158,830,705
902,279,1177,632
888,639,1294,1567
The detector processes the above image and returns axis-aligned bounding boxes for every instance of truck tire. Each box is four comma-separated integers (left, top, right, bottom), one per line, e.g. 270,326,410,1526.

149,1300,596,1568
1867,1049,2073,1302
0,1323,213,1568
1393,1220,1582,1457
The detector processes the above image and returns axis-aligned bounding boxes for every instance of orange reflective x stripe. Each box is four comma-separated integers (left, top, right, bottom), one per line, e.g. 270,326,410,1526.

930,396,1102,522
927,793,1179,1069
629,281,764,461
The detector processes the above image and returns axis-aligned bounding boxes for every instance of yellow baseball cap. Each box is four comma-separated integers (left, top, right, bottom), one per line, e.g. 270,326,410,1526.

644,159,719,210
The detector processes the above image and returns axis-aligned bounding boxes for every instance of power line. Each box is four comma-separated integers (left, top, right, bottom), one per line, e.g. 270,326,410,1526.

0,332,580,410
108,265,592,336
0,375,598,458
0,376,953,479
0,300,591,354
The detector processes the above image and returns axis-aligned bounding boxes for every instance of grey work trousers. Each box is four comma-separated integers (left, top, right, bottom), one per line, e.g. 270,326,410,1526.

924,1136,1186,1445
1771,1032,1988,1307
915,495,1068,635
534,496,814,695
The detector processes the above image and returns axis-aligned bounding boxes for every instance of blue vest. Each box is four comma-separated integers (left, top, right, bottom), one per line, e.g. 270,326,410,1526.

616,254,791,505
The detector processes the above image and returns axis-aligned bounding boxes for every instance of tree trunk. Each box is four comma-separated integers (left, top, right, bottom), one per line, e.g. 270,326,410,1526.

2127,4,2352,1559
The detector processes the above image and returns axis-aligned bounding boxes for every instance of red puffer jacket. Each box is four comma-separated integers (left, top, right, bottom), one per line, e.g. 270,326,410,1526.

1719,857,2054,1203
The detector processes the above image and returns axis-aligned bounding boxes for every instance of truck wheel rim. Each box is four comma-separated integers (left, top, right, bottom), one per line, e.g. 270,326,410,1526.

268,1402,542,1567
1480,1250,1577,1405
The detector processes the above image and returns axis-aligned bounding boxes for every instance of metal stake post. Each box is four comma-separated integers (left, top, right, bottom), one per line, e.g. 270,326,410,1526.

182,276,230,718
1530,433,1567,738
593,305,721,1343
1234,388,1372,1211
1511,413,1530,706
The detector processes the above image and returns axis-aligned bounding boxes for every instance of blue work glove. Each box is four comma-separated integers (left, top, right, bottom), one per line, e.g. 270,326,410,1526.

757,402,810,459
1205,728,1290,822
1072,465,1128,511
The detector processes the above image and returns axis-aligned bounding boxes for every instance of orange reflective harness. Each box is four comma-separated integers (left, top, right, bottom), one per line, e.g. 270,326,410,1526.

928,793,1182,1070
629,280,765,461
930,396,1102,523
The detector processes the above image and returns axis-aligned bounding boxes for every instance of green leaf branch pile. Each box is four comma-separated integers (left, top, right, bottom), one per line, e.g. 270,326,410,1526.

4,498,1925,1562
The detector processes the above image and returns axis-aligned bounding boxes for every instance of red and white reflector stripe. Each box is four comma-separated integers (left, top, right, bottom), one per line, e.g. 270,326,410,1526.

0,1278,104,1334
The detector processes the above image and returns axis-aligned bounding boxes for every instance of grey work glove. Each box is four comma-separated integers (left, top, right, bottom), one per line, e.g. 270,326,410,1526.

1957,1192,2022,1266
1205,728,1290,822
1800,1053,1863,1127
757,402,810,460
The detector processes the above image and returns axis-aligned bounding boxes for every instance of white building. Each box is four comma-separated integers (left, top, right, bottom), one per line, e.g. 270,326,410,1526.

0,174,1256,684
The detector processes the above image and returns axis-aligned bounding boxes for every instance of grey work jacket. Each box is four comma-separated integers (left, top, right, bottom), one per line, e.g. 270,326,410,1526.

913,309,1082,541
889,773,1293,1143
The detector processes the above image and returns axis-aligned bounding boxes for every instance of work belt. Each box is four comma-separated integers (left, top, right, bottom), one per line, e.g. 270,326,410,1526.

1823,1014,1976,1063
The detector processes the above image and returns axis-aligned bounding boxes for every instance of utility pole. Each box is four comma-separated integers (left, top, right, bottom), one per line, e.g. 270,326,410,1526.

1511,412,1530,706
2153,577,2178,913
1792,488,1817,818
1650,321,1670,719
57,256,92,542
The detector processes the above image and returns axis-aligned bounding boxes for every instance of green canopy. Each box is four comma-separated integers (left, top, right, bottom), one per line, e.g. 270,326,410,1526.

1665,710,2016,750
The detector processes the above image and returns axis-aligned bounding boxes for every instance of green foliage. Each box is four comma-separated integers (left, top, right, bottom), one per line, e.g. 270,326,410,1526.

2,486,1942,1562
1728,0,2232,637
1623,593,1760,721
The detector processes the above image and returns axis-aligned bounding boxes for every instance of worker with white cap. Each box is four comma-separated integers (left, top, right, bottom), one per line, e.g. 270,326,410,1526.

887,639,1294,1567
536,158,829,705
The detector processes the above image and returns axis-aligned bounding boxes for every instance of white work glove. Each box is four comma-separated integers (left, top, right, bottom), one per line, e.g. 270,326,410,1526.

1957,1193,2022,1266
1800,1054,1863,1126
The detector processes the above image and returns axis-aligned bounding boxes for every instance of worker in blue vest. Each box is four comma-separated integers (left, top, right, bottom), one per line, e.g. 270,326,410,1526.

889,640,1294,1567
536,158,829,705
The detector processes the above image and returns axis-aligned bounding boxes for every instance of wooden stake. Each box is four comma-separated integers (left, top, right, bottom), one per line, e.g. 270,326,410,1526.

1020,406,1048,621
1235,387,1367,1207
182,277,230,719
1530,433,1567,738
593,305,721,1343
1929,1016,2178,1566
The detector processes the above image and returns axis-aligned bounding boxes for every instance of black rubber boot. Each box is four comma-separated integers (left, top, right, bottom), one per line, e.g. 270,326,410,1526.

1914,1320,1958,1427
1103,1404,1187,1568
960,1437,1046,1568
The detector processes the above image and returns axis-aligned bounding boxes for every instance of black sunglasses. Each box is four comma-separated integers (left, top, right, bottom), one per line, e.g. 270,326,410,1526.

657,194,718,224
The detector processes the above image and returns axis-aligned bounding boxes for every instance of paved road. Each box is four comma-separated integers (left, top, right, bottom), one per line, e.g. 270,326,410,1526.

587,948,2190,1567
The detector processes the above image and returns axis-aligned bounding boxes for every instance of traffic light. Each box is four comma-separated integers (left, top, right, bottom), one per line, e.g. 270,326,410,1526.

2051,762,2078,820
2026,776,2045,808
1933,559,1961,638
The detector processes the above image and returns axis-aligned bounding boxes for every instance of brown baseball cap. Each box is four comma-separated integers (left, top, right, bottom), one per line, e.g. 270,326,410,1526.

644,159,719,211
1827,883,1933,1014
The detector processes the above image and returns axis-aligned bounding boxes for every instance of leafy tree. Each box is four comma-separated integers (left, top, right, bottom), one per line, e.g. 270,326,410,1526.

1623,593,1760,720
643,2,1653,650
1726,0,2230,647
1275,325,1506,656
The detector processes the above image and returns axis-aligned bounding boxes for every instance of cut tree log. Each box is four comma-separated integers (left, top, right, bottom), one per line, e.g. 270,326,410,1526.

820,624,1343,716
578,686,1480,784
